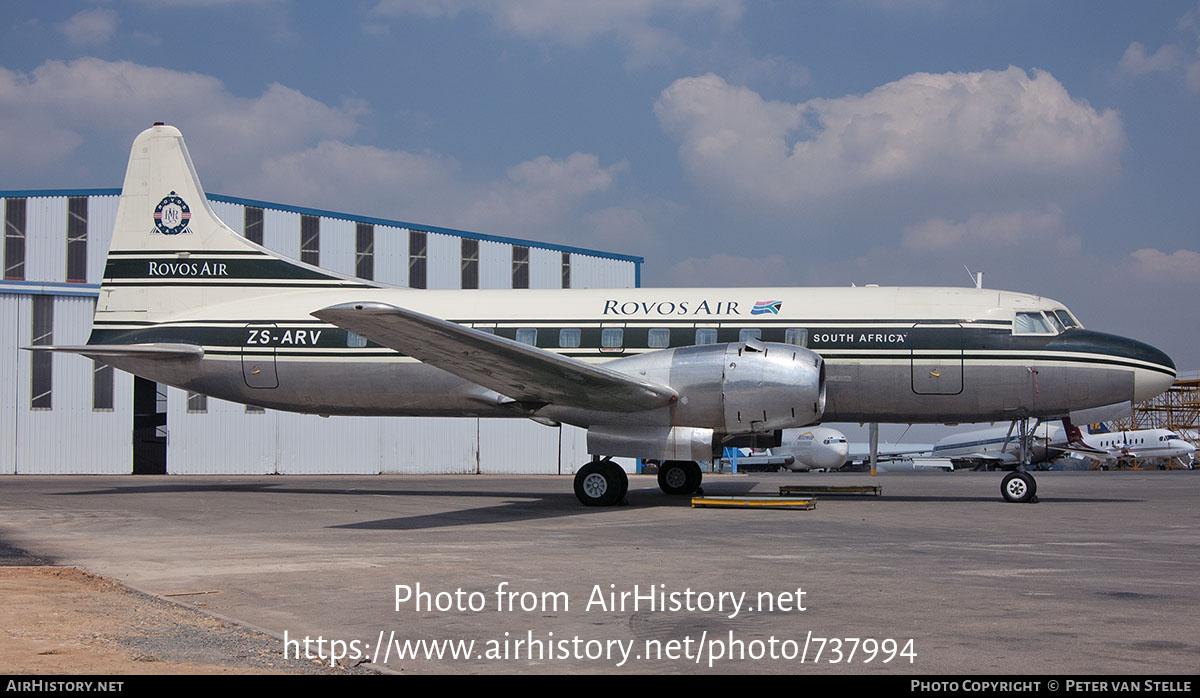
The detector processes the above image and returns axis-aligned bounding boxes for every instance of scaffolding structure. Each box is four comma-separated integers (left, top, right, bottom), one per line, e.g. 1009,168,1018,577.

1109,374,1200,441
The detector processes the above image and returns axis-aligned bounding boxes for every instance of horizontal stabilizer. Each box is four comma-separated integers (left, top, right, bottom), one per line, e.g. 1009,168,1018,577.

25,343,205,361
312,301,678,413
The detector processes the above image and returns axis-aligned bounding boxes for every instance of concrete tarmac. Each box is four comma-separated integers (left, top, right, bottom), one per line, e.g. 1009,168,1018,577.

0,470,1197,674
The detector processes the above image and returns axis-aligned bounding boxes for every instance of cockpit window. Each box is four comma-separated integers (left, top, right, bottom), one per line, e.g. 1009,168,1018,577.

1052,309,1080,329
1045,311,1065,333
1013,311,1056,335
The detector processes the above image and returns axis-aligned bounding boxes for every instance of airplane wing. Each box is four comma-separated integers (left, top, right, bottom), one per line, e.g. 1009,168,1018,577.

731,454,796,468
846,444,933,461
24,344,205,360
1049,444,1110,458
312,301,678,413
951,451,1020,462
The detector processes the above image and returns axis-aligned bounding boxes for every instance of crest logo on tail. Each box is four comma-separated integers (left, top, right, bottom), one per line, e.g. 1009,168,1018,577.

153,191,191,235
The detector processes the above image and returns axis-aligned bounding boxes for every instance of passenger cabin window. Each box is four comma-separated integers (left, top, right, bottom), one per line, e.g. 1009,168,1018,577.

601,328,623,351
785,328,808,347
559,328,581,348
516,328,537,345
739,328,762,343
1013,311,1057,335
695,328,717,345
648,328,670,348
346,331,368,348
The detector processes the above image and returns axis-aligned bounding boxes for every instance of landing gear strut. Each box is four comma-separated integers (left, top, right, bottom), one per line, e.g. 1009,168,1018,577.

657,460,703,496
999,417,1040,503
573,458,628,506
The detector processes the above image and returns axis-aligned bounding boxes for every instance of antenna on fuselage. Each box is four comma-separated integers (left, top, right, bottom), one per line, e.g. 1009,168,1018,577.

964,265,983,289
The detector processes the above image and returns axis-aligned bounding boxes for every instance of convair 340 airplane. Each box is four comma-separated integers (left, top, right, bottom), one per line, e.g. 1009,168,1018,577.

35,125,1178,505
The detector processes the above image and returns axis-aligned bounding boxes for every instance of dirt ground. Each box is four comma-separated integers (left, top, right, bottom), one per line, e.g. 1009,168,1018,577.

0,566,373,675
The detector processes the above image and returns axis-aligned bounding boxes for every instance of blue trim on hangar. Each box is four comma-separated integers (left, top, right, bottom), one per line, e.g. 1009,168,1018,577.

0,188,645,280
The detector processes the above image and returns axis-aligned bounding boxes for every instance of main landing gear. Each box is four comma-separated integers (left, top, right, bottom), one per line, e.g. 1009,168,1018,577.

572,459,705,506
573,458,629,507
656,460,703,496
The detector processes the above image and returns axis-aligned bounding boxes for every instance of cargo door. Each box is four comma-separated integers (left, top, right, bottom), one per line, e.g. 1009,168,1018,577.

910,323,963,395
242,323,279,389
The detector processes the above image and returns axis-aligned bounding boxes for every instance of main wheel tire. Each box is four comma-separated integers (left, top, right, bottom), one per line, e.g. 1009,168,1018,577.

684,461,703,493
1000,471,1037,503
658,460,694,495
575,461,624,506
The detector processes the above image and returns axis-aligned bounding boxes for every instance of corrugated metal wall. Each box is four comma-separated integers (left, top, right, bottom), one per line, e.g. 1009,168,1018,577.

87,196,120,284
321,218,356,276
1,295,18,474
263,209,301,258
166,392,277,474
25,197,67,284
373,225,409,287
2,192,639,475
426,232,459,289
479,240,511,289
14,295,131,473
569,253,636,289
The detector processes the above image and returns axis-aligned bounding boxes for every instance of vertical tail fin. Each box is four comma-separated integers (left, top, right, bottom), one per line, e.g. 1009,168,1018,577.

96,124,371,323
110,123,258,255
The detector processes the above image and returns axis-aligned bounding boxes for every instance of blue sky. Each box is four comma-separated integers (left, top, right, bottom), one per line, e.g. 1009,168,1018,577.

2,0,1198,377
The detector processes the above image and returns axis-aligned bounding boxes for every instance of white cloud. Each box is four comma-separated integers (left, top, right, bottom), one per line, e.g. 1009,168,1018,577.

902,208,1079,254
1128,248,1200,283
666,252,793,287
655,69,1123,215
580,206,658,251
453,153,627,236
0,58,357,179
1118,41,1185,76
1117,6,1200,93
246,143,626,242
250,141,460,217
369,0,743,66
58,8,118,47
0,57,629,245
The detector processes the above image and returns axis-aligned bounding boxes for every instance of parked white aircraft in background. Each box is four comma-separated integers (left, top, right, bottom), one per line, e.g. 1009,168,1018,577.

932,422,1195,469
1052,427,1195,468
732,426,851,471
931,422,1063,470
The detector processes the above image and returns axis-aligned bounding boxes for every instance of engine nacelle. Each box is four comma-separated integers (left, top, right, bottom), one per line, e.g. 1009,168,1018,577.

587,425,713,461
605,339,826,435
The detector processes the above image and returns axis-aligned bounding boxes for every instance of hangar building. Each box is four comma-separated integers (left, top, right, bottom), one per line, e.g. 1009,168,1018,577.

1,189,640,475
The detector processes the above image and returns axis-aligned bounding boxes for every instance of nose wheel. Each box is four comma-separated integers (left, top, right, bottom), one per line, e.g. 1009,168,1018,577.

1000,471,1038,503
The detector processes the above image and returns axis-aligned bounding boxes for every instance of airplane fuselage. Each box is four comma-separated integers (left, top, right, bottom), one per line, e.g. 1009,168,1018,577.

87,279,1174,428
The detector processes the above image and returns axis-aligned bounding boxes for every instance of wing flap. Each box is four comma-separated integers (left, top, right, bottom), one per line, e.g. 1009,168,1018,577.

312,301,677,413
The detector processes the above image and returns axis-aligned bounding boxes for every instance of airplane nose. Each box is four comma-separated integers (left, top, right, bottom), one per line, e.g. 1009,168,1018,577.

1132,340,1176,403
1053,331,1175,404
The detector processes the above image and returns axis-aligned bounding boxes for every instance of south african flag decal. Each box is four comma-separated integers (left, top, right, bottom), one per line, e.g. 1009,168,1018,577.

751,300,782,315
